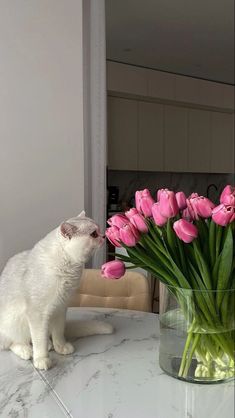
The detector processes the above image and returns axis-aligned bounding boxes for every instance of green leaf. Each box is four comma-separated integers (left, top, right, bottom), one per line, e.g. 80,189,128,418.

196,219,209,257
216,226,234,308
209,220,216,267
165,253,191,289
215,225,223,258
123,244,178,286
166,219,177,257
193,240,212,290
188,260,218,319
212,254,221,288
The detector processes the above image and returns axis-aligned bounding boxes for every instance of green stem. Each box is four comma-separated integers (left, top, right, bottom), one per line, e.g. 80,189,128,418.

182,333,201,378
178,319,196,377
178,329,194,377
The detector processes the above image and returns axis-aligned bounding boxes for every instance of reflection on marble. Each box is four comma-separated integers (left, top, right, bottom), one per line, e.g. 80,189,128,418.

0,308,234,418
108,170,235,208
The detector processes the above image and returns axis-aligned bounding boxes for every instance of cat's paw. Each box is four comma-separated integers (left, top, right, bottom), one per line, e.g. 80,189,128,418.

34,357,53,370
10,344,33,360
19,345,33,360
54,342,75,355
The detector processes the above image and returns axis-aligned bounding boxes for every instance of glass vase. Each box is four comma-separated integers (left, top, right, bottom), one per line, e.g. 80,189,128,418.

159,284,235,383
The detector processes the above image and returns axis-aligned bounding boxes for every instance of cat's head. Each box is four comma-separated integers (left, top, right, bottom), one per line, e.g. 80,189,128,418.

59,211,104,263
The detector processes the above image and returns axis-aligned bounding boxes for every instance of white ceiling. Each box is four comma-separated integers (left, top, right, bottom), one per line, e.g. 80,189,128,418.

106,0,234,85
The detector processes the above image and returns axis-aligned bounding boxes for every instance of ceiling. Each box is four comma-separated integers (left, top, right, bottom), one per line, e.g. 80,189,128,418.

106,0,234,85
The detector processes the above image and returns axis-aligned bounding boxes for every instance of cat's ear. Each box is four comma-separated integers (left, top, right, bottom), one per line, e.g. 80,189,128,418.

77,210,86,218
60,222,78,239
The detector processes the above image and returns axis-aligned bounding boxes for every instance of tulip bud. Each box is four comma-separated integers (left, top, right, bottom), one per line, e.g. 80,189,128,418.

125,208,148,233
182,207,193,222
135,190,142,212
187,194,214,220
119,223,140,246
101,260,125,279
152,202,168,226
159,189,179,218
107,214,129,229
212,204,234,226
125,207,139,219
105,226,121,247
220,185,235,207
175,191,187,210
157,188,168,201
173,219,198,243
135,189,155,217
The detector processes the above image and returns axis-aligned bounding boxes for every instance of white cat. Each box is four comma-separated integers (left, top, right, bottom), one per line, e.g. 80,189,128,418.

0,211,113,370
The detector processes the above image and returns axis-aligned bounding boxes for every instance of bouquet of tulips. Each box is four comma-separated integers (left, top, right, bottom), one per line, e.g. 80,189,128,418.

102,185,235,381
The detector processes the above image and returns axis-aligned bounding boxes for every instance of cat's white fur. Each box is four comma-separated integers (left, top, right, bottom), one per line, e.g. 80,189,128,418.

0,211,113,370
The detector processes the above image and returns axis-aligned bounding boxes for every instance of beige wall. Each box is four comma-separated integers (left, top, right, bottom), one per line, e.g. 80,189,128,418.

0,0,85,270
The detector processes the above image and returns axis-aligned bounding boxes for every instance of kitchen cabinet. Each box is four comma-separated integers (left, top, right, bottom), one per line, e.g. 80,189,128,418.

147,69,175,101
107,95,234,173
164,105,188,172
107,96,138,170
138,101,164,171
107,61,234,111
174,75,201,105
210,112,234,173
188,109,211,173
107,61,148,97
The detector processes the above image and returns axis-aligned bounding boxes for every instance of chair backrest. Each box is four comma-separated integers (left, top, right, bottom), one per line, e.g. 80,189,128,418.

68,269,151,312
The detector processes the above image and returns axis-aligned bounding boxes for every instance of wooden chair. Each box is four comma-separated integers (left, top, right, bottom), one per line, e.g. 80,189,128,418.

68,269,151,312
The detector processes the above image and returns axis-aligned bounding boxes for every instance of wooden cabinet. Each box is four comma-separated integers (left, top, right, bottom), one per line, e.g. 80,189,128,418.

107,97,138,170
164,105,188,172
107,61,234,111
174,75,201,105
138,102,164,171
188,109,211,173
107,95,234,173
147,70,175,101
107,61,148,96
211,112,234,173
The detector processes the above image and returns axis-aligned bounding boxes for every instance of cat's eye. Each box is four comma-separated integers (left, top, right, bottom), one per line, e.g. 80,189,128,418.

90,230,98,238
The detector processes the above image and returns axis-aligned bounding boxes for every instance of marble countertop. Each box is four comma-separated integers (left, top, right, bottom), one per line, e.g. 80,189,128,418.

0,308,234,418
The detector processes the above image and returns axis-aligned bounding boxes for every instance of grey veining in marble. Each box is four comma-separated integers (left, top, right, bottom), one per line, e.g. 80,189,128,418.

0,308,234,418
0,351,68,417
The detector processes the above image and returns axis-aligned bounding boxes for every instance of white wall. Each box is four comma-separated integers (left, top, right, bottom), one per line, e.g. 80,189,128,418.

0,0,85,270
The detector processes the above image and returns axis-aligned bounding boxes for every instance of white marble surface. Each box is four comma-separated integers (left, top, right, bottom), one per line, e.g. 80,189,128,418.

0,308,234,418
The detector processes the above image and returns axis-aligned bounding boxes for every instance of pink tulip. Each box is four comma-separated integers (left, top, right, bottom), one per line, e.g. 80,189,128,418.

105,226,121,247
173,219,198,243
135,189,155,217
101,260,125,279
157,188,167,201
212,204,234,226
107,214,129,228
190,193,199,199
119,223,140,246
158,189,179,218
125,207,138,219
182,207,193,221
220,185,235,207
152,202,168,226
175,191,187,210
125,208,148,233
186,194,214,220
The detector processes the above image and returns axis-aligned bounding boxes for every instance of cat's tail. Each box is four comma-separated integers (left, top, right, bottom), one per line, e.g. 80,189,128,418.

65,320,114,339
